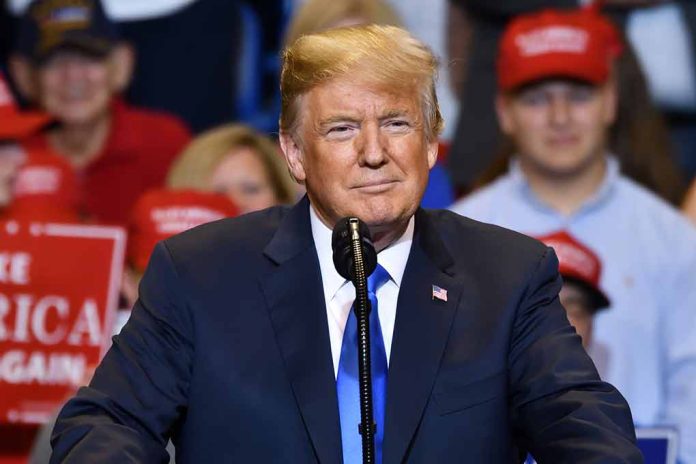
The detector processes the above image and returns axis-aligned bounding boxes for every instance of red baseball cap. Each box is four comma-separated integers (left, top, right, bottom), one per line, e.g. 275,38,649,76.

0,72,52,140
536,230,610,311
6,149,80,222
128,189,239,271
498,6,623,91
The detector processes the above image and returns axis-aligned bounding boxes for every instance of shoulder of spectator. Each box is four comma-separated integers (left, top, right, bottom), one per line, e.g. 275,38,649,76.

449,176,507,219
162,204,292,270
116,101,192,143
426,208,549,277
619,175,696,250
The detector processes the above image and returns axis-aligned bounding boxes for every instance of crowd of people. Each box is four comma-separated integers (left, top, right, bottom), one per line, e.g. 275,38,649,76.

1,0,696,462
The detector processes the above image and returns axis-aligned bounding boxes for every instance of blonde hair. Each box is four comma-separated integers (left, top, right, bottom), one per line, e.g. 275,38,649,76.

279,24,443,142
284,0,402,47
167,124,296,204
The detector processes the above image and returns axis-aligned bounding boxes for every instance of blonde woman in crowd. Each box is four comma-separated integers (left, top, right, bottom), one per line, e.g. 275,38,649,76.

284,0,401,47
167,124,297,214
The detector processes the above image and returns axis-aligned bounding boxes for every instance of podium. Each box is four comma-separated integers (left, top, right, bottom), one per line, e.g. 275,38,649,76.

525,427,679,464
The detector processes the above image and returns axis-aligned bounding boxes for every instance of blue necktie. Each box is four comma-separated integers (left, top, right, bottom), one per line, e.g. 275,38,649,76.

337,264,390,464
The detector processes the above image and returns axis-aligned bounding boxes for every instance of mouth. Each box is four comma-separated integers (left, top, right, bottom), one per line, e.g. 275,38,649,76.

353,180,398,193
547,135,579,146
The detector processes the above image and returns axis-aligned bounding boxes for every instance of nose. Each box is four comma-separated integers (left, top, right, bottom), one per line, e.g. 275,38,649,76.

54,57,89,82
548,95,571,127
65,60,86,81
357,122,387,167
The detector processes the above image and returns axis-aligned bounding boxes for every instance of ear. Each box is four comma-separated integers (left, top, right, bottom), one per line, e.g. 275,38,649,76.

109,44,135,93
602,77,618,126
426,139,438,169
8,54,38,102
279,132,307,184
495,93,515,135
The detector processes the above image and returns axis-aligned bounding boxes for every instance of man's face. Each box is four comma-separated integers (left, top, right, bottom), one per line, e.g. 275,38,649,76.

496,79,616,177
36,49,114,126
281,77,438,239
0,143,27,207
559,282,596,349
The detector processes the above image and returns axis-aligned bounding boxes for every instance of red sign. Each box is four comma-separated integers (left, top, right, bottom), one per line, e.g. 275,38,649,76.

0,220,125,424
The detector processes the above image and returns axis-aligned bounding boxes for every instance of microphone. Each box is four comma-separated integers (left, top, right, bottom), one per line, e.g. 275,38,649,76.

332,217,377,282
331,217,378,464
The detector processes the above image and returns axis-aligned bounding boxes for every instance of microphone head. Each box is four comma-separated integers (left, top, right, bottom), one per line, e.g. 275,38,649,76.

331,217,377,282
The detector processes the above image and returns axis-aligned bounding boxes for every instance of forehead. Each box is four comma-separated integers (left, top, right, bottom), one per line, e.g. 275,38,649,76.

40,47,108,68
512,78,600,96
218,145,265,168
302,77,421,119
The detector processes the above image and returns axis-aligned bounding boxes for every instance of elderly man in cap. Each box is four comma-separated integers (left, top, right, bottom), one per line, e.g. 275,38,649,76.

50,24,640,463
451,6,696,462
9,0,190,226
0,69,77,221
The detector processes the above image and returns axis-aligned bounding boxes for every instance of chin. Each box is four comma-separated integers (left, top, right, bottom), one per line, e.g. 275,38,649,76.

533,154,588,176
363,204,415,230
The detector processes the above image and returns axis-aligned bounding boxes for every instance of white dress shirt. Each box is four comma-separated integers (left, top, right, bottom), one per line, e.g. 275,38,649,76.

310,206,414,378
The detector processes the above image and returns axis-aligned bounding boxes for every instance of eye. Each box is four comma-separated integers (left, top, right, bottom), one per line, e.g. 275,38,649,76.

517,90,548,106
567,86,596,103
240,183,264,195
328,126,352,133
384,119,412,133
388,120,408,127
325,124,357,140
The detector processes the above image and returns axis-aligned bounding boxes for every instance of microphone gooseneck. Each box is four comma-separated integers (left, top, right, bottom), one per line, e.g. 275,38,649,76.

332,217,377,281
331,217,378,464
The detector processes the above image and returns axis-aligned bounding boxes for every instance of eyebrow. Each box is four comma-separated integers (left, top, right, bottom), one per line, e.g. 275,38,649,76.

379,110,410,121
317,110,412,129
317,115,361,129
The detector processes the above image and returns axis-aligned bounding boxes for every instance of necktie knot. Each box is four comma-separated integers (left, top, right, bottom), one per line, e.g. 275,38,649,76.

367,263,390,296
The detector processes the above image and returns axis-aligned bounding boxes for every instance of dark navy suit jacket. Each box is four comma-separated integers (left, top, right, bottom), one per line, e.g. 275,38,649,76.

50,198,642,463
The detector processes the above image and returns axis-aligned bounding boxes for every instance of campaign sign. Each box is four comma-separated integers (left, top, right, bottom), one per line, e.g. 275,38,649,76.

0,221,125,424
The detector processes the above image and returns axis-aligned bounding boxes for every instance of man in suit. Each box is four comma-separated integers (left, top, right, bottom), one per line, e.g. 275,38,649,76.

50,25,641,463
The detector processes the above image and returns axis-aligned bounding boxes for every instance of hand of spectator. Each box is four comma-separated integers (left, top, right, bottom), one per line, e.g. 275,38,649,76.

682,179,696,226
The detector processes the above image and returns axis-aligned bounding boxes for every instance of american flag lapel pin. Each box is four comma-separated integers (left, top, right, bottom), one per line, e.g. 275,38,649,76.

432,284,448,302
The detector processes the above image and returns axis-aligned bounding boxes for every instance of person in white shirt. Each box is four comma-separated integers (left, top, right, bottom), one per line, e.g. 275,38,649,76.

451,6,696,462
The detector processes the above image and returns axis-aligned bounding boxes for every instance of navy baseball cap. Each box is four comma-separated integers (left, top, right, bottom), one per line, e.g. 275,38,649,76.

15,0,120,63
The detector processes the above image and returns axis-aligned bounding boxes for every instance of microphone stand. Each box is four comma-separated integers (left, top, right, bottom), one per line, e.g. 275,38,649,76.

348,219,377,464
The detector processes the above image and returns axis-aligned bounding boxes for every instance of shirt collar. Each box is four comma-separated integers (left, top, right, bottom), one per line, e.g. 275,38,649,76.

508,155,620,216
310,204,414,300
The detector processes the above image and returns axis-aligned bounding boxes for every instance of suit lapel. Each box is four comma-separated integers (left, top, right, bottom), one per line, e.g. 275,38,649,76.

260,197,342,464
383,209,463,464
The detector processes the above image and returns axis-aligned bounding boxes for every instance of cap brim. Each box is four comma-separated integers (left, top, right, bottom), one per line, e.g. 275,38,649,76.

37,37,115,63
0,113,52,140
563,276,610,313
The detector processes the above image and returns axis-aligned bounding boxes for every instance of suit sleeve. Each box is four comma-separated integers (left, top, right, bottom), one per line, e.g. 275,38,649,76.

508,247,643,463
50,242,192,463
